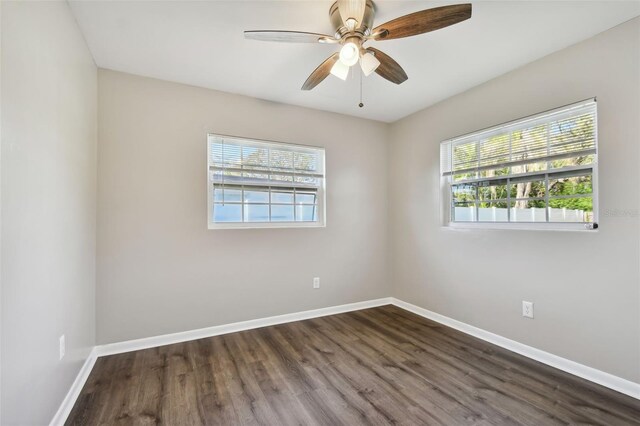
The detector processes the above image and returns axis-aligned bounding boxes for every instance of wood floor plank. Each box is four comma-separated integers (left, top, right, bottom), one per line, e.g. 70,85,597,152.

350,309,575,425
312,319,466,424
329,314,517,425
66,306,640,425
371,306,640,425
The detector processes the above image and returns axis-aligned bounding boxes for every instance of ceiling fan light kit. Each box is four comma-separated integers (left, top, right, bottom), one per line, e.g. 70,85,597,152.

245,1,472,91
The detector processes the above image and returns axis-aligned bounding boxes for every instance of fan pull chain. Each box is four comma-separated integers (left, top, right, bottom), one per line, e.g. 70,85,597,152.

359,69,364,108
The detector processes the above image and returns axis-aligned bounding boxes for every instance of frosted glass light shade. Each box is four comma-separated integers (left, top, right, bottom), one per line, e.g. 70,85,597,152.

339,42,359,67
330,60,349,80
360,52,380,76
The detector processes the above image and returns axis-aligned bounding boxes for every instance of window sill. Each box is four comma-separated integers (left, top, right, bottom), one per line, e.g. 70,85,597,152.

441,222,598,232
208,221,325,230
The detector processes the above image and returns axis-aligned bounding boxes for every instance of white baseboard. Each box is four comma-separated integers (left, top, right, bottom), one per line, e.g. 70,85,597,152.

49,347,98,426
390,298,640,400
52,297,392,425
52,295,639,425
96,297,393,357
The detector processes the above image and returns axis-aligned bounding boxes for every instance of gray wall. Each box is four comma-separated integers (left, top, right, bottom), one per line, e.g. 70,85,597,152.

1,1,97,424
388,18,640,383
97,69,391,344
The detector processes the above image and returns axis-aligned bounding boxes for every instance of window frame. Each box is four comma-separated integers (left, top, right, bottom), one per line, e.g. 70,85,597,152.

440,99,599,232
207,134,326,230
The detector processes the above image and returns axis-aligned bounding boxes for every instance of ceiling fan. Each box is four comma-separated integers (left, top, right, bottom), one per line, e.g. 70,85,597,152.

245,1,472,90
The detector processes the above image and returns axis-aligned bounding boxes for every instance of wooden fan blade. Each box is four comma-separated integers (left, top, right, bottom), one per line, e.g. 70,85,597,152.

302,53,340,90
366,48,408,84
244,30,338,44
337,0,366,27
371,4,471,41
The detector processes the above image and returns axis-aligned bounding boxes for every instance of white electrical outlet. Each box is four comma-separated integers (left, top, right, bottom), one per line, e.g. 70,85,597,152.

313,277,320,289
522,301,534,319
59,335,66,360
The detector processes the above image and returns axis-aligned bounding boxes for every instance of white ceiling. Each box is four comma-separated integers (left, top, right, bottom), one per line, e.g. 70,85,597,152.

68,0,640,122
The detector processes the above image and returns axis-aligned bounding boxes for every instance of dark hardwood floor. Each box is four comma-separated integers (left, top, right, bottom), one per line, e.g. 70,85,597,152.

66,305,640,425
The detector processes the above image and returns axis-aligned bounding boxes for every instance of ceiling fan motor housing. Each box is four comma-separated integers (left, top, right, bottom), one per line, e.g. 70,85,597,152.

329,0,376,39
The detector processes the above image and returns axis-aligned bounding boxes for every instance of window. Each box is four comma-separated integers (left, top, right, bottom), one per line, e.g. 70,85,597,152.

440,99,598,230
208,134,325,229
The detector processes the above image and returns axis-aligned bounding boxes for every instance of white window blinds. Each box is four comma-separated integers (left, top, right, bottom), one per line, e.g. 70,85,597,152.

440,99,598,226
207,134,325,228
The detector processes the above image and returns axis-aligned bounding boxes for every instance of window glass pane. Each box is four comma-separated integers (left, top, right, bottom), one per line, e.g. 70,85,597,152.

213,188,242,202
478,200,509,208
549,174,592,196
549,154,594,169
478,184,507,201
270,173,294,183
294,176,319,186
509,161,547,176
479,167,509,178
271,205,294,222
509,179,545,199
213,203,242,222
242,172,269,185
510,200,547,222
452,203,476,222
453,172,477,182
295,192,317,204
478,182,508,201
296,205,316,222
243,204,269,222
452,184,476,203
244,190,269,203
271,190,294,204
214,170,242,184
478,203,509,222
548,197,593,222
